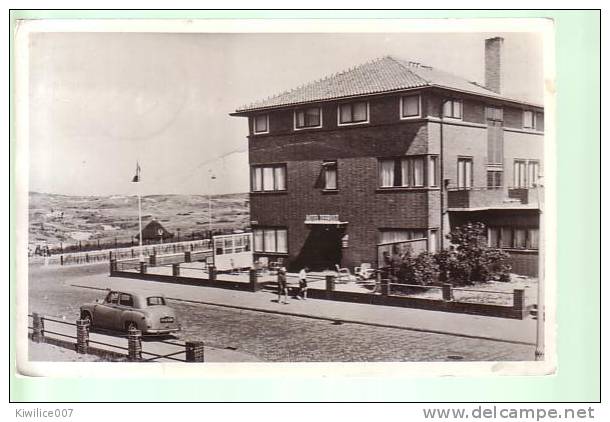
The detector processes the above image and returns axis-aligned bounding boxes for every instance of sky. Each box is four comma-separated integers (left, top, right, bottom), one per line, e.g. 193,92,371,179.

27,31,543,196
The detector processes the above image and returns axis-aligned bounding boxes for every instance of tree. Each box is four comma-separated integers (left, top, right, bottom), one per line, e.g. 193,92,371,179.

437,222,511,285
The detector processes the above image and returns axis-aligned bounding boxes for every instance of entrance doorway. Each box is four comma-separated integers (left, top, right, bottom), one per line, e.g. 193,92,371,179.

294,226,343,271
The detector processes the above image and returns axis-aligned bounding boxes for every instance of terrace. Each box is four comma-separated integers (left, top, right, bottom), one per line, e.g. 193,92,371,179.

447,187,543,210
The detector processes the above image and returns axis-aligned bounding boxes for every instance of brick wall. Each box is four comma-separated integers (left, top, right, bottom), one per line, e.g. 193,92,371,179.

251,156,434,270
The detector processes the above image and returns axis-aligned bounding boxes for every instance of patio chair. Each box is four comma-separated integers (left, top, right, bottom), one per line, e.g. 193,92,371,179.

355,263,375,280
335,264,355,283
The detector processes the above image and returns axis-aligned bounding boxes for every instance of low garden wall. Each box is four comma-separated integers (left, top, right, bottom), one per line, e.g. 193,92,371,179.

110,259,527,320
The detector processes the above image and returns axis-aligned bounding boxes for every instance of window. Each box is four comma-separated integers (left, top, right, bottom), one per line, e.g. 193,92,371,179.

443,99,462,119
378,156,428,188
429,156,438,187
147,297,166,306
457,158,473,189
105,291,119,304
251,164,287,192
253,114,269,134
295,107,322,129
487,170,503,189
253,228,288,253
323,161,338,190
514,159,540,188
514,160,527,188
400,95,420,118
486,106,503,121
528,161,540,187
378,229,427,244
489,226,539,250
119,293,134,307
488,227,500,248
523,110,536,129
338,101,368,125
429,230,438,253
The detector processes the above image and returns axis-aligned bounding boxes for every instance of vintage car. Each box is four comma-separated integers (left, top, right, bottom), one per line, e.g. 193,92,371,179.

80,289,181,335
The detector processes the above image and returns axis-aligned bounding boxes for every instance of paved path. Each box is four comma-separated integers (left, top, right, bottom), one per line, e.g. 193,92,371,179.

72,273,536,346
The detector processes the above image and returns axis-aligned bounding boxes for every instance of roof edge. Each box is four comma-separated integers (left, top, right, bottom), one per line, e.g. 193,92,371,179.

231,85,543,116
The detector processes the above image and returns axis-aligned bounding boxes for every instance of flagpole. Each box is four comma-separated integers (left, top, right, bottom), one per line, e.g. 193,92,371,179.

138,191,144,263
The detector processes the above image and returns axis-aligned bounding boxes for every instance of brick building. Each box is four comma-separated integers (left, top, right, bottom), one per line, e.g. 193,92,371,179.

231,37,543,275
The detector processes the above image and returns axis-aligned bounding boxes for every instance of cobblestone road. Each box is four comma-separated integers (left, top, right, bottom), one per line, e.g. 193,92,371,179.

28,264,535,362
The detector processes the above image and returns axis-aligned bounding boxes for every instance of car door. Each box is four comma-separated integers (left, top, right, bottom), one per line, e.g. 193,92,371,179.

115,292,136,330
93,291,120,330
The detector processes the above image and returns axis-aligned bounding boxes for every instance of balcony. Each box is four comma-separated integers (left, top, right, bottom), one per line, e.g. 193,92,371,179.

447,187,543,210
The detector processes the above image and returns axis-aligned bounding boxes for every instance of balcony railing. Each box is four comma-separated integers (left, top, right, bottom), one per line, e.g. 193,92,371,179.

447,187,543,209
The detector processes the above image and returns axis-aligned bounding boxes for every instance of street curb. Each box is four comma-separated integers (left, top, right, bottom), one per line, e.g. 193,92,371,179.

71,283,535,347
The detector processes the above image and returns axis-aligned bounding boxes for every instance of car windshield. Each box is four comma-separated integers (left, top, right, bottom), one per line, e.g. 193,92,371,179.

146,296,166,306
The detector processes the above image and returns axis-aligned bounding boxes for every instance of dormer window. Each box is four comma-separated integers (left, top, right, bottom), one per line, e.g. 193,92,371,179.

294,107,322,130
400,94,421,119
443,99,462,119
253,114,269,134
338,101,369,125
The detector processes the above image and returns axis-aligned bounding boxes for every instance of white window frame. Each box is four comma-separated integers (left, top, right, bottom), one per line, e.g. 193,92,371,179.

251,164,287,192
457,157,473,189
485,106,504,122
253,114,269,134
337,101,370,126
523,110,536,129
322,161,338,190
253,228,288,254
399,94,421,120
293,107,323,131
442,99,463,120
378,156,429,188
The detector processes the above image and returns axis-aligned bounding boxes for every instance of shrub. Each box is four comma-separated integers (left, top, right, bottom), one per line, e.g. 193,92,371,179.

436,222,512,285
395,250,439,287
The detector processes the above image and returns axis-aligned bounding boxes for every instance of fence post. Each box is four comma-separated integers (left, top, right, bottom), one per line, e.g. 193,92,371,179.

172,263,180,277
76,319,89,354
149,254,156,267
208,265,216,282
139,262,147,274
184,251,191,263
249,268,259,292
127,327,142,361
109,258,117,274
131,249,135,258
442,283,453,301
325,274,335,299
32,313,44,343
85,253,89,263
379,272,389,296
513,289,525,316
60,255,64,266
185,341,205,362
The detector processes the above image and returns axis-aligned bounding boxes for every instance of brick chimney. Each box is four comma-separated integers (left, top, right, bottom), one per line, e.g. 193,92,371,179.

485,37,504,94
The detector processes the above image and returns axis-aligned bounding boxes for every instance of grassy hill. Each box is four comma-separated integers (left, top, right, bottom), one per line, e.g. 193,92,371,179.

28,191,250,249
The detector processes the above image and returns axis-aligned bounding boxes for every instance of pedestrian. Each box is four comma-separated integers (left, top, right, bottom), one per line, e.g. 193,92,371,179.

298,266,309,300
277,267,289,304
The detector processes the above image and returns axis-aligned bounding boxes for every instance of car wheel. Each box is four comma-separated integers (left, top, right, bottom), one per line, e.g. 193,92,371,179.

125,321,138,333
81,311,93,328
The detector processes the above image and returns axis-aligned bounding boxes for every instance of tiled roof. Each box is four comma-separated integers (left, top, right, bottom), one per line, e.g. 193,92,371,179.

235,56,537,113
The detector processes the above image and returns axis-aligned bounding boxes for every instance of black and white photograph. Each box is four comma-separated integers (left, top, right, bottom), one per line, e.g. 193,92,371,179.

15,19,554,372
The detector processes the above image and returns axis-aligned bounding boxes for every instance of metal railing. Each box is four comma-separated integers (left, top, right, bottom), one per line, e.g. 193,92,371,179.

27,313,204,362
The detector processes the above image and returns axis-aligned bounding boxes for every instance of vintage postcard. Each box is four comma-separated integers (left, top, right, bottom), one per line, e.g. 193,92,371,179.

13,17,557,379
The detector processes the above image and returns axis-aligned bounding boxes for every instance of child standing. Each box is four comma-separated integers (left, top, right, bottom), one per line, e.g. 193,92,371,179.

277,267,289,304
298,267,308,300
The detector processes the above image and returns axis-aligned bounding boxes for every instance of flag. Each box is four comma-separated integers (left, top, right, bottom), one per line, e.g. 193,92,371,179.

131,162,141,182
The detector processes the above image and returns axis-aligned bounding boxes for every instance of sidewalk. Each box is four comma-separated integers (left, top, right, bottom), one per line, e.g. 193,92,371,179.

72,273,537,345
